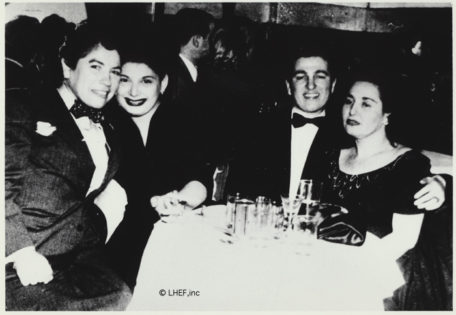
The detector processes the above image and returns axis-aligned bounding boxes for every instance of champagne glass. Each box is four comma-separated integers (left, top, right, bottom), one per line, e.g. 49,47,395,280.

280,195,302,231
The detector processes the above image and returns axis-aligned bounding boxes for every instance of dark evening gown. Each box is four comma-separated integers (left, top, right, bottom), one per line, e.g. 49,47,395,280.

322,149,452,310
104,101,211,290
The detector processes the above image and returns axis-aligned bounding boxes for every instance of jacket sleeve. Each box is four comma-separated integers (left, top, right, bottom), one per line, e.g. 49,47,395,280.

5,91,35,256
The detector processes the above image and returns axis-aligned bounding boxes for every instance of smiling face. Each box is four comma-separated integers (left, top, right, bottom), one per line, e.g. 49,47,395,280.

342,81,390,140
116,62,168,117
62,43,121,109
286,56,335,115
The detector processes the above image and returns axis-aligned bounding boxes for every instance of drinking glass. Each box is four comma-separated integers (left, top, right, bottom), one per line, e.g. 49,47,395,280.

226,193,240,232
256,196,271,229
280,195,302,231
298,179,323,222
233,198,255,237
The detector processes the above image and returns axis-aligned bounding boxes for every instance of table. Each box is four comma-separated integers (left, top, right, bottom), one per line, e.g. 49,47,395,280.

127,205,404,311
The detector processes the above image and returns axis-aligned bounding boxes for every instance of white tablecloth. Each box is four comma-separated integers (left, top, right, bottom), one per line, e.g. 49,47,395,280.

128,205,405,311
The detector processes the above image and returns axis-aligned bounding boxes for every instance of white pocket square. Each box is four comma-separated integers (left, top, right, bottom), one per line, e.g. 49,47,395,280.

35,121,57,136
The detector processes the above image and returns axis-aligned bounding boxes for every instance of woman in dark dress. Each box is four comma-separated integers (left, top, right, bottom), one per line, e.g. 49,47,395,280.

104,47,210,290
321,71,451,310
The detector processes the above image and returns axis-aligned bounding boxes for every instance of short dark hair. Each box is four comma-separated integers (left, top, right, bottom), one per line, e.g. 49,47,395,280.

287,42,337,81
175,8,214,47
119,41,167,80
59,20,120,70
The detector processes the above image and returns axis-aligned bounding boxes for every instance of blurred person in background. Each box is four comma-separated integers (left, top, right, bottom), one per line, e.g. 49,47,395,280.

37,14,76,87
5,15,42,90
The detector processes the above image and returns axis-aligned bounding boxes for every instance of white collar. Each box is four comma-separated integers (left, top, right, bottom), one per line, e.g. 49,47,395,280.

179,54,198,82
57,84,77,111
6,57,24,68
291,106,326,119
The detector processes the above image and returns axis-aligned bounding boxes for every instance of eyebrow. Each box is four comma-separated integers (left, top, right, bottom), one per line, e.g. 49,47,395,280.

361,96,378,103
88,59,103,65
293,70,329,76
89,59,120,69
315,70,329,76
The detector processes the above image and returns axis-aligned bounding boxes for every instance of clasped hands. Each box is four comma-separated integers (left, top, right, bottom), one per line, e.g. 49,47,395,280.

150,190,193,223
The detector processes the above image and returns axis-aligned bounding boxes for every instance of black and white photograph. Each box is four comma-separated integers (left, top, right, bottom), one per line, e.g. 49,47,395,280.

4,2,453,311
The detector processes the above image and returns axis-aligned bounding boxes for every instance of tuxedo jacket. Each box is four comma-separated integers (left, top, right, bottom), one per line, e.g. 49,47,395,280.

227,100,344,200
5,88,121,258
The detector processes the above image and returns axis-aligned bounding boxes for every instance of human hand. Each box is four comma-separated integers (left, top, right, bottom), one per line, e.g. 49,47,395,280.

414,175,446,211
12,246,53,286
150,191,188,222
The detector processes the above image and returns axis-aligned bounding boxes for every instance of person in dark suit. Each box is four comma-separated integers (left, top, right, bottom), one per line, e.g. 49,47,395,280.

5,21,131,310
226,43,446,210
105,44,210,290
164,8,216,191
165,8,214,109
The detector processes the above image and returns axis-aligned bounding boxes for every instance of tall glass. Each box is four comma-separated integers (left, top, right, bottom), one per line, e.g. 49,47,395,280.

233,198,255,237
226,193,240,232
298,179,323,223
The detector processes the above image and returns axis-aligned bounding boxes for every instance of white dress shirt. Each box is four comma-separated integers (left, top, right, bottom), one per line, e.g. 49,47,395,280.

57,85,109,195
179,53,198,82
57,85,127,241
289,107,326,198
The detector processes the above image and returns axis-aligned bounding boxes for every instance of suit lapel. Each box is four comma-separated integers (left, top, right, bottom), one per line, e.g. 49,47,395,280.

100,120,120,188
301,118,329,181
38,89,95,181
272,107,292,196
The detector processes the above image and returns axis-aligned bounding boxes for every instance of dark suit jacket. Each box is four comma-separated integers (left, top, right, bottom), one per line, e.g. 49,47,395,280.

227,99,343,200
5,88,121,259
165,56,197,109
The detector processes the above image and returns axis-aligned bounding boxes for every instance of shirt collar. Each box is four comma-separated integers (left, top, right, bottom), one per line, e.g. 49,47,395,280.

57,84,77,111
291,106,326,119
179,54,198,82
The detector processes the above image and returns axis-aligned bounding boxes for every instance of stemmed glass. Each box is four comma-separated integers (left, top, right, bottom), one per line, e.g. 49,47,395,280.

280,195,302,232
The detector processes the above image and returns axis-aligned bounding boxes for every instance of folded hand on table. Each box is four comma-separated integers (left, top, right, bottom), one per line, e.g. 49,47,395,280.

150,181,208,223
151,190,187,222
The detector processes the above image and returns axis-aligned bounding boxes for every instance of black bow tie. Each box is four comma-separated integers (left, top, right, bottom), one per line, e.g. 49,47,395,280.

291,113,325,128
69,100,104,123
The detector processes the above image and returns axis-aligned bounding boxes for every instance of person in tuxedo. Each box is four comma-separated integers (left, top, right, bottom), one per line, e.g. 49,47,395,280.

226,43,446,210
105,43,210,289
5,21,131,310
